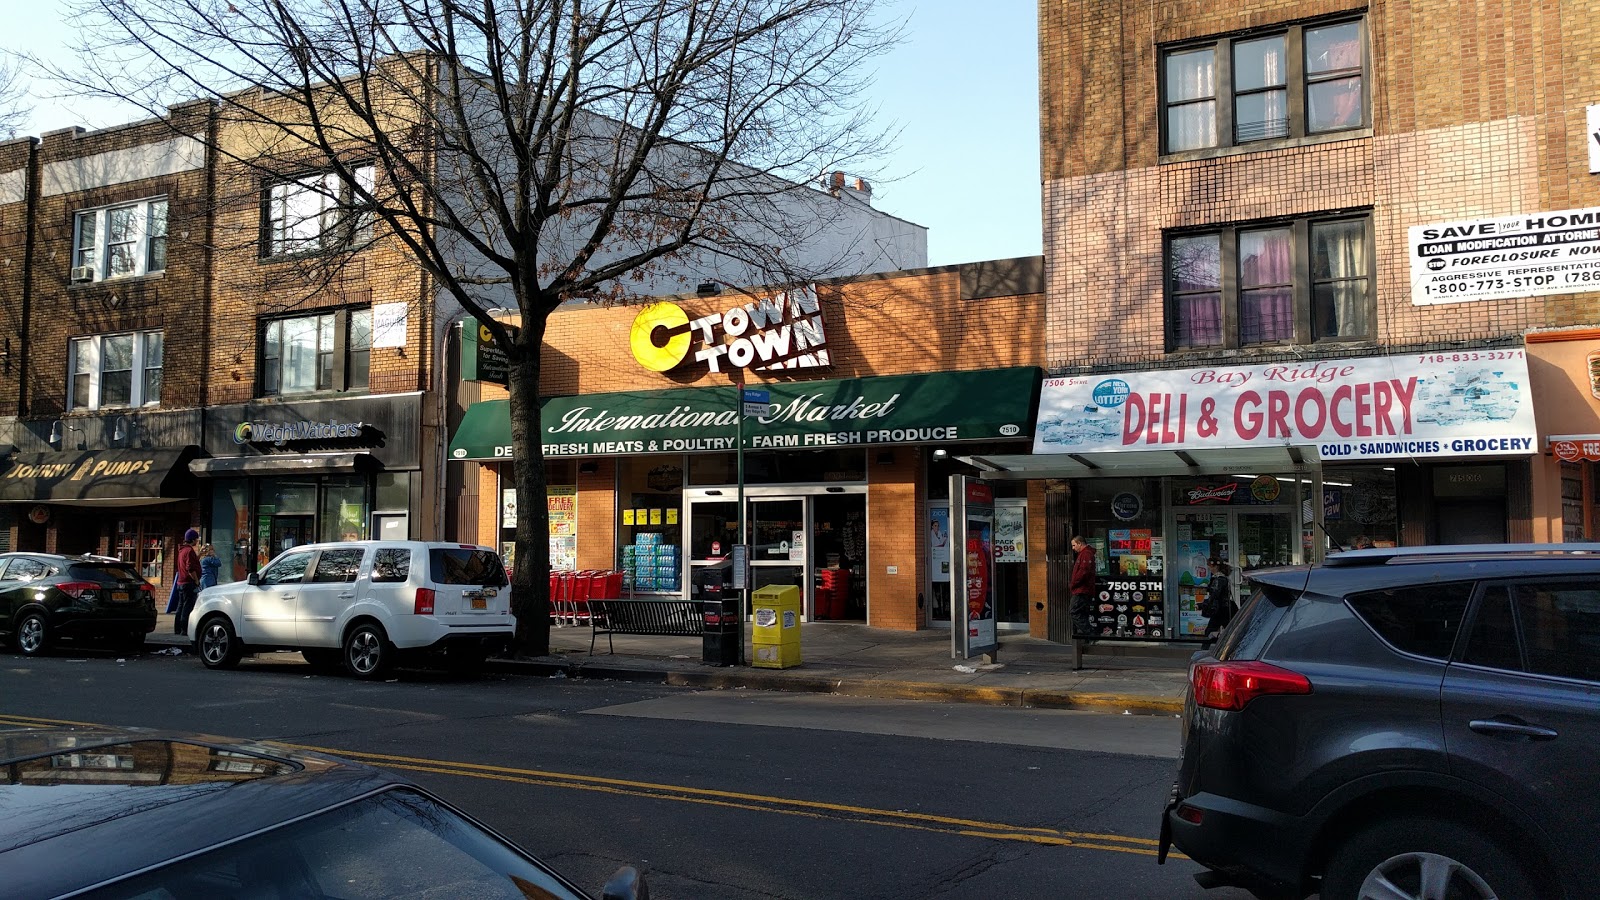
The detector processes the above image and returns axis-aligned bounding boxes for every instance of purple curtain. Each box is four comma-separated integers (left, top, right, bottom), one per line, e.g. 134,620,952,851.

1240,229,1294,343
1177,295,1223,346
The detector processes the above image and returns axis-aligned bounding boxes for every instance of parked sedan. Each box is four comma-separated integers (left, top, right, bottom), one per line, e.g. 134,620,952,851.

0,553,157,656
0,723,648,900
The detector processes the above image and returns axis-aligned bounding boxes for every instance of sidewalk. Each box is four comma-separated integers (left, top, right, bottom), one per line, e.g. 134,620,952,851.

148,615,1191,715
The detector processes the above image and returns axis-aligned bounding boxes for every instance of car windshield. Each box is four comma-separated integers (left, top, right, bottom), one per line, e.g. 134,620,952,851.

80,787,584,900
430,549,508,586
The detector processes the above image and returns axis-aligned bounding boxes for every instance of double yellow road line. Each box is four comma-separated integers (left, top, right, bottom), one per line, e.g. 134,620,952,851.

0,713,1172,859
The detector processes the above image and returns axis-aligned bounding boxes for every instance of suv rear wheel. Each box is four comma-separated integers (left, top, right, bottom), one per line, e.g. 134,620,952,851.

15,612,49,657
343,623,393,680
1323,816,1537,900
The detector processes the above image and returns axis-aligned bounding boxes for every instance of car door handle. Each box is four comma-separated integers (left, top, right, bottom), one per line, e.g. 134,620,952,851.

337,592,356,599
281,593,298,600
1469,718,1559,741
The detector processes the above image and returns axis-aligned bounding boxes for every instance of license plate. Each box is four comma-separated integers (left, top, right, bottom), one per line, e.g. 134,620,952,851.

110,591,130,603
470,597,488,610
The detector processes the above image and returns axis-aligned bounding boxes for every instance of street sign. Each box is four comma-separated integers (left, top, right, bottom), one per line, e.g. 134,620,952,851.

742,387,770,418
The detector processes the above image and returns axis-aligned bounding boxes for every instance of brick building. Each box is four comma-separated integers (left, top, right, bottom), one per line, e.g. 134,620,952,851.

1003,0,1600,642
447,259,1050,635
0,107,213,592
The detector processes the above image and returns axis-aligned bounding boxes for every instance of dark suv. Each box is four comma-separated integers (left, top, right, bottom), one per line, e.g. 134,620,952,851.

0,553,158,656
1159,545,1600,900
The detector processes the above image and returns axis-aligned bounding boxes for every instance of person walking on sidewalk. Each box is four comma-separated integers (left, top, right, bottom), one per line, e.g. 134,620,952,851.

1202,558,1235,643
173,528,203,636
1069,535,1097,639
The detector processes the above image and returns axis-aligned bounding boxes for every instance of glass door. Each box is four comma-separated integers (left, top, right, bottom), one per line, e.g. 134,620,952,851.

1237,509,1295,574
749,498,808,604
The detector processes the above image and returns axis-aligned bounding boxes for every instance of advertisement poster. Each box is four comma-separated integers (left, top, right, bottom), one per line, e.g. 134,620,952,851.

1176,540,1213,637
1035,353,1535,462
928,505,951,582
548,486,577,572
500,488,518,529
952,477,997,658
789,530,806,563
994,504,1026,563
1095,578,1166,639
1409,206,1600,305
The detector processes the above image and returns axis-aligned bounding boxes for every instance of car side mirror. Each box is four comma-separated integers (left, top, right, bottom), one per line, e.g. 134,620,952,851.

601,866,649,900
247,572,260,586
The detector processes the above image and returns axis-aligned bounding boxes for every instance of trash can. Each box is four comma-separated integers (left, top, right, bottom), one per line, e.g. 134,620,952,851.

750,584,801,669
701,599,740,666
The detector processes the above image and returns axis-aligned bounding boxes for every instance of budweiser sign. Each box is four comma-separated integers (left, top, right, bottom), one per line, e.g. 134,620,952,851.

1186,484,1239,504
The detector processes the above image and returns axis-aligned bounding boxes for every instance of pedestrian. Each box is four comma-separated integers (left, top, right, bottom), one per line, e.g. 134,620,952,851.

1353,534,1375,550
173,528,203,636
1202,558,1234,642
1069,535,1097,639
199,543,222,589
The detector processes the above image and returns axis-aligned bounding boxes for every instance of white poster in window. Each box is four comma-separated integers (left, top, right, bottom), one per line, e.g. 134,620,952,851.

500,488,517,529
993,504,1026,563
789,529,806,563
371,302,408,348
928,504,951,583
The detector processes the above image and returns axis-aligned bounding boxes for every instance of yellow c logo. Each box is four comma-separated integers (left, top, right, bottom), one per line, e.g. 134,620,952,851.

630,302,691,372
478,323,495,343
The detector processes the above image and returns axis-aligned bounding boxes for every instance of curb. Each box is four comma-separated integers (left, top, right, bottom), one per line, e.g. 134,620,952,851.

487,657,1185,716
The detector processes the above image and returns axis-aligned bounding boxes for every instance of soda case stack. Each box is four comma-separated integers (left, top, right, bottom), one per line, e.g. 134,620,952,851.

624,533,680,593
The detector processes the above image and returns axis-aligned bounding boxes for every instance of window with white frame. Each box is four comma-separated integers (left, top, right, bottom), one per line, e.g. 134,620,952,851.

261,308,372,396
68,331,164,410
1161,18,1366,154
72,198,167,282
264,165,376,256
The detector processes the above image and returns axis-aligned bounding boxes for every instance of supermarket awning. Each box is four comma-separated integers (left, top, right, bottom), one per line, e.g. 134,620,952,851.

0,448,200,506
449,367,1042,461
961,445,1321,480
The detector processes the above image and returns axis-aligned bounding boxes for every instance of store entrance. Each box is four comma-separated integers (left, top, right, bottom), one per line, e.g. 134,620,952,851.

1172,507,1297,635
685,488,866,622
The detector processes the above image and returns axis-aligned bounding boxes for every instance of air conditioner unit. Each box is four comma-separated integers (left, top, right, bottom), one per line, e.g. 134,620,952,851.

69,266,96,283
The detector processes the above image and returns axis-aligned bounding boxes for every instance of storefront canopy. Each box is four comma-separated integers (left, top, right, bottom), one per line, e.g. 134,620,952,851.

188,452,380,477
449,367,1042,461
0,448,199,506
961,446,1321,480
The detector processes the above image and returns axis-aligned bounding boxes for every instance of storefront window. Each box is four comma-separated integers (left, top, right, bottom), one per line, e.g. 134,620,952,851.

1322,466,1398,549
618,457,683,594
256,477,317,566
1077,479,1167,640
320,476,369,542
209,480,252,583
1431,463,1508,544
494,462,579,570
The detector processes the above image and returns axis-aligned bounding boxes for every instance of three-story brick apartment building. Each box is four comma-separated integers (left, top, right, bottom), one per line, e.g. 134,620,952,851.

994,0,1600,643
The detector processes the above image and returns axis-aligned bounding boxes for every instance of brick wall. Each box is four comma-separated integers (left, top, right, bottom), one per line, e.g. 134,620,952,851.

1040,0,1600,373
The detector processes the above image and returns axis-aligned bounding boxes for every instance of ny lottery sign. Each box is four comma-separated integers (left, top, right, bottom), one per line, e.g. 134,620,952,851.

1035,353,1536,461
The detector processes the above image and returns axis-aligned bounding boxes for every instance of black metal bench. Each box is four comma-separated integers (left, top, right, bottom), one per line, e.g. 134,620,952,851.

588,598,703,654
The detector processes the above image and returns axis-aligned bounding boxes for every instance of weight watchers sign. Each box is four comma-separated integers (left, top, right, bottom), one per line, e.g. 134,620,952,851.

1034,352,1536,461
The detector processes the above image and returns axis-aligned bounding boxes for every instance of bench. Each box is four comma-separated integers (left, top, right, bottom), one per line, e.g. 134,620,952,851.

588,598,704,654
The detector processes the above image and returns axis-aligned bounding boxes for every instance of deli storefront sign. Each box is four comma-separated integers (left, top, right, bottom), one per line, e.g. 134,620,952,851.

1034,352,1536,461
448,367,1041,461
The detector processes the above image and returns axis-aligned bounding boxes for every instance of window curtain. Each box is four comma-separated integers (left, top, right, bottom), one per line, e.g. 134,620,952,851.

1171,234,1222,347
1313,221,1369,338
1239,230,1294,343
1166,50,1217,151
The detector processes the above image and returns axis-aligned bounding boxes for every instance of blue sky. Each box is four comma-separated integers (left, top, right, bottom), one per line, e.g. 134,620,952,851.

9,1,1041,267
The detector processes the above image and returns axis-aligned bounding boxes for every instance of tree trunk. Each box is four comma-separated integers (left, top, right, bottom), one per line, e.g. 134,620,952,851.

506,313,551,657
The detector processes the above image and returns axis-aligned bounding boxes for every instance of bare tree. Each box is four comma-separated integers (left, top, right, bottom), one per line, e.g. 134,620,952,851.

53,0,900,654
0,53,31,139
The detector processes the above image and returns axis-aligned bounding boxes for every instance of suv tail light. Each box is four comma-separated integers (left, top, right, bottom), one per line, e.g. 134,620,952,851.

1191,660,1311,711
413,587,436,615
57,581,102,600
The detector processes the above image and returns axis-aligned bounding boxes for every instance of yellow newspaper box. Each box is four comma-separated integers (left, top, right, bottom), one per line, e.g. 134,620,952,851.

750,584,802,668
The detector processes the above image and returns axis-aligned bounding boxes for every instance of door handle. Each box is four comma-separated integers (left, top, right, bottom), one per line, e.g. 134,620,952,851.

337,592,356,599
281,593,298,600
1469,718,1559,741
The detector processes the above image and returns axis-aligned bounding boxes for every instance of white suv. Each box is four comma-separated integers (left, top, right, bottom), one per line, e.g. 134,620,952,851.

188,541,513,679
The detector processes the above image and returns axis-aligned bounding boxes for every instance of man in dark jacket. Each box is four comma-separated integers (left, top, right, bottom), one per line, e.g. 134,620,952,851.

1069,535,1097,638
173,528,203,636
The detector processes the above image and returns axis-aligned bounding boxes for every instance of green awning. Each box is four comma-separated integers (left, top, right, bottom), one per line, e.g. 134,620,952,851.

448,366,1041,461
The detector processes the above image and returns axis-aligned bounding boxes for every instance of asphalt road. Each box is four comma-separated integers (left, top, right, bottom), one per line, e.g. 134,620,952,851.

0,648,1255,900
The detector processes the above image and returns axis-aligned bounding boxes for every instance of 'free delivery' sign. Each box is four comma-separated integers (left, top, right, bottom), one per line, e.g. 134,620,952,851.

1034,351,1536,461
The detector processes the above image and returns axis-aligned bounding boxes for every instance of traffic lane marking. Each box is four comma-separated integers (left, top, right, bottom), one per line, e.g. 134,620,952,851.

0,713,1179,859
